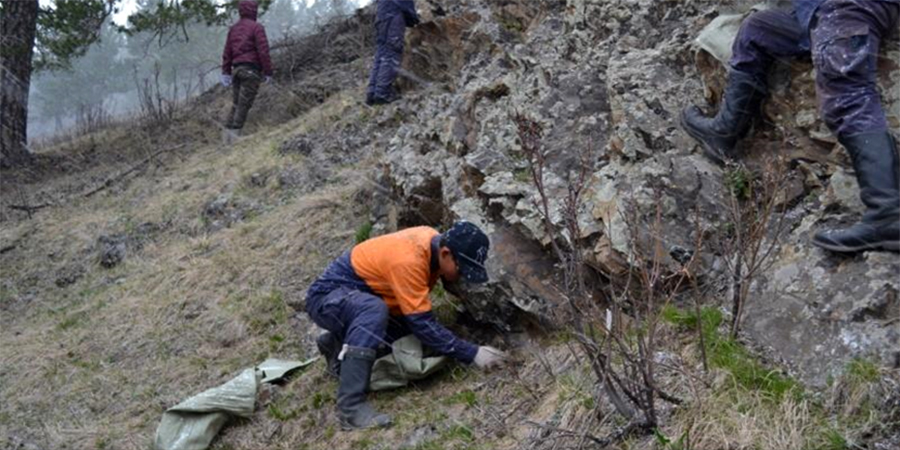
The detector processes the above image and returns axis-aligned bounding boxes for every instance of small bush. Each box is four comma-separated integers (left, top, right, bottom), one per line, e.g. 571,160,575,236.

725,167,752,200
355,221,373,243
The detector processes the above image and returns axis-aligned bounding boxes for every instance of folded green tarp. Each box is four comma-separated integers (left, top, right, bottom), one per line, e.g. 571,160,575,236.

370,335,450,391
155,336,450,450
154,358,316,450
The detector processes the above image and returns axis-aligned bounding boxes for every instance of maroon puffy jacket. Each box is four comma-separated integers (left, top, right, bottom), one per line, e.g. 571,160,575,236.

222,1,273,77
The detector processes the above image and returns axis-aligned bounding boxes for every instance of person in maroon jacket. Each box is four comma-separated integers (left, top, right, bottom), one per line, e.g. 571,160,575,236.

221,0,273,131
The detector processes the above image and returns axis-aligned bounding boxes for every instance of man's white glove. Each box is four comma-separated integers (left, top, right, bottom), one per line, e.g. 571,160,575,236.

474,346,507,370
220,74,232,87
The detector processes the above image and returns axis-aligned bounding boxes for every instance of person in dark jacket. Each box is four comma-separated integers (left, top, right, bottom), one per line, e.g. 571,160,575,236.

366,0,420,105
681,0,900,253
221,0,273,130
305,222,507,430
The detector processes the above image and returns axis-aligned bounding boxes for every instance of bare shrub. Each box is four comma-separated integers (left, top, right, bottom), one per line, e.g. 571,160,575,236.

134,62,179,125
514,114,688,444
75,102,113,136
712,157,791,338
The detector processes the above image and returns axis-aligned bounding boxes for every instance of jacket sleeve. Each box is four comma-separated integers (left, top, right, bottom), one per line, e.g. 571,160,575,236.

404,311,479,364
255,24,273,77
386,259,478,363
399,0,420,27
222,29,234,75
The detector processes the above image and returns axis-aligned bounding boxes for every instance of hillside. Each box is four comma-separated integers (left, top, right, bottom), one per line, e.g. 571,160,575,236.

1,1,899,449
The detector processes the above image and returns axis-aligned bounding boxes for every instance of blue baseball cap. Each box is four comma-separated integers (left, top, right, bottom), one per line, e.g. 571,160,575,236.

442,221,490,283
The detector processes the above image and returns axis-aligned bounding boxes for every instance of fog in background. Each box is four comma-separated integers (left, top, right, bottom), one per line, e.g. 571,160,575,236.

28,0,372,141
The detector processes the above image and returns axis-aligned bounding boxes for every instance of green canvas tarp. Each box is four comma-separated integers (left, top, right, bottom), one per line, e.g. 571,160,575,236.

370,335,450,391
154,358,316,450
154,336,451,450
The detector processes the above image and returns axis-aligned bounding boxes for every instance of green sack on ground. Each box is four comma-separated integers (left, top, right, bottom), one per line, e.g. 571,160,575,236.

370,335,450,391
154,358,316,450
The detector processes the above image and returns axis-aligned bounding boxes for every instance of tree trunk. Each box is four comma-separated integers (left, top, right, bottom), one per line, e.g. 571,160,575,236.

0,0,39,167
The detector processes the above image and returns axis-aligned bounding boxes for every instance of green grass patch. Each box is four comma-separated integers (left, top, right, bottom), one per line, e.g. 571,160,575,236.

653,428,689,450
844,358,879,384
242,290,289,335
311,391,334,410
708,338,799,400
267,396,307,421
514,168,531,183
412,423,477,450
821,429,849,450
444,390,478,408
57,311,88,331
0,285,18,304
725,167,752,200
355,221,374,243
431,282,459,325
662,305,799,400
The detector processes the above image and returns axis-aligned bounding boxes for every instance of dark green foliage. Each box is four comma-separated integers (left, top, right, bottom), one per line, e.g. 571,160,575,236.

355,221,373,243
121,0,271,45
725,167,752,200
31,0,271,73
34,0,112,70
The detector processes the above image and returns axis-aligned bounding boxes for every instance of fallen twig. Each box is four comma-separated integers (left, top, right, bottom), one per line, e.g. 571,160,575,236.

8,203,52,213
83,143,187,198
525,421,608,446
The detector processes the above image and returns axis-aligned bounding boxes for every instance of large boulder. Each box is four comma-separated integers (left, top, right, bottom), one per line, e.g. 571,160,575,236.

379,0,900,385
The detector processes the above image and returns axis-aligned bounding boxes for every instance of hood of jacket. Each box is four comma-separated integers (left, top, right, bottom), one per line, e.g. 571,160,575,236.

239,1,258,20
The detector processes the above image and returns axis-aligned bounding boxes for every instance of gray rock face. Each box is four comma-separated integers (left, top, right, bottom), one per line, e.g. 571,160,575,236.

369,0,900,385
748,239,900,386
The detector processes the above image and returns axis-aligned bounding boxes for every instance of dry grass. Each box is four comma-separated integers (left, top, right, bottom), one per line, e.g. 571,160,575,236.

0,69,574,450
0,88,380,449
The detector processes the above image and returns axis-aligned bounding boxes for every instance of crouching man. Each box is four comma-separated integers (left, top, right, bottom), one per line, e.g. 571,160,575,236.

305,221,507,430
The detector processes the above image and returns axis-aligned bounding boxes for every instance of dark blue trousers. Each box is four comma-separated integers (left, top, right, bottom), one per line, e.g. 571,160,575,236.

730,0,899,137
306,286,411,351
367,14,407,101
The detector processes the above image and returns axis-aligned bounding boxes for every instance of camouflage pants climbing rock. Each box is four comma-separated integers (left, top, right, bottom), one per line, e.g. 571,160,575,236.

227,65,262,129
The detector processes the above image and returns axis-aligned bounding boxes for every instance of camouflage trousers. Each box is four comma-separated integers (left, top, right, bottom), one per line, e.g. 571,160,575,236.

730,0,899,137
227,65,262,130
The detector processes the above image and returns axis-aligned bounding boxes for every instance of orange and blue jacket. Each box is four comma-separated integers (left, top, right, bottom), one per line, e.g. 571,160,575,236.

307,227,478,363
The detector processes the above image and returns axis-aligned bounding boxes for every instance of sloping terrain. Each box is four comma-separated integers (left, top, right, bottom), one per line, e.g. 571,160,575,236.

1,1,899,450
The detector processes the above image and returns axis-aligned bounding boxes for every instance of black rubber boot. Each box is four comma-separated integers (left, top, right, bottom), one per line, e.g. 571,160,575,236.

337,346,392,430
316,332,341,379
371,89,400,106
813,131,900,253
681,70,767,165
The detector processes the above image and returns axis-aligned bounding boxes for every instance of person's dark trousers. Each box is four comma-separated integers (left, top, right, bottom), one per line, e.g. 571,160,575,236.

316,307,411,377
366,13,406,104
305,286,390,352
729,9,809,82
682,9,807,164
306,287,393,429
809,0,899,137
227,64,262,129
810,0,900,252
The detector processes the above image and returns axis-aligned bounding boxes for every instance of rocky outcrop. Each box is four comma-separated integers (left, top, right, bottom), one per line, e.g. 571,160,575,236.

372,0,900,385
